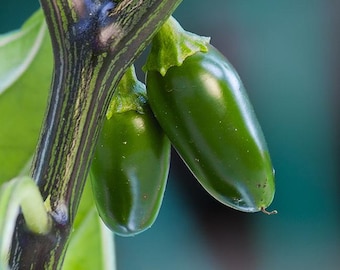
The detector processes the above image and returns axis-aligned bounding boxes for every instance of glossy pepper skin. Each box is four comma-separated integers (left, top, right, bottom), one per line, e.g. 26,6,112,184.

145,44,275,212
91,66,171,236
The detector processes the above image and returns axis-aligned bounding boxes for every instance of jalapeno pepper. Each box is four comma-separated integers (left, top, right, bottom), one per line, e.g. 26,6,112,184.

144,17,275,212
91,65,171,236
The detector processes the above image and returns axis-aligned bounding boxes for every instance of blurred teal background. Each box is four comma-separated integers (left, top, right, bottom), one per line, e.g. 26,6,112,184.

2,0,340,269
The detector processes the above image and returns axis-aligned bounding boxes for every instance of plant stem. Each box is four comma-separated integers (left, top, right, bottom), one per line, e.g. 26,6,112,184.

9,0,182,269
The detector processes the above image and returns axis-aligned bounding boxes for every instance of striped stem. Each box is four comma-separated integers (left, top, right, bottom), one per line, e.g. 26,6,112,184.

9,0,182,269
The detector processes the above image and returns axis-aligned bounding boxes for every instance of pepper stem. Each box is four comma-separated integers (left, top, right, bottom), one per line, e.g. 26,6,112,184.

107,65,147,118
143,16,210,76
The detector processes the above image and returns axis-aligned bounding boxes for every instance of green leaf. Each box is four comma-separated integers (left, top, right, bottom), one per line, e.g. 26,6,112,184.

0,176,51,270
63,179,116,270
0,10,47,94
0,9,53,183
0,176,116,270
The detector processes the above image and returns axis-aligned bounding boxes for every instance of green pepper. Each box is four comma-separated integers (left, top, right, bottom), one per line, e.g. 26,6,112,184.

90,65,171,236
144,17,275,213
